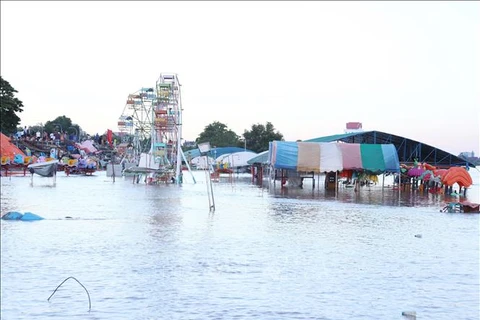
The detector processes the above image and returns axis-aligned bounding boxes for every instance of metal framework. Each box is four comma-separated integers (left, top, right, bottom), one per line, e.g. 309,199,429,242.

118,87,156,153
306,131,476,168
152,73,183,181
118,73,187,184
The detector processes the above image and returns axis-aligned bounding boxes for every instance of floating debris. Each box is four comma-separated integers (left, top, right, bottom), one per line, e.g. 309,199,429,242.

48,276,91,312
402,311,416,319
1,211,44,221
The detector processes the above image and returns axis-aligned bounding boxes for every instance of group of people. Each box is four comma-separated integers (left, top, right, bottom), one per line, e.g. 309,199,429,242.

15,126,70,146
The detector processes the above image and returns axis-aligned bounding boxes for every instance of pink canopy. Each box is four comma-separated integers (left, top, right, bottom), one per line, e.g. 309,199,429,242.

75,140,98,154
338,143,362,170
407,167,424,177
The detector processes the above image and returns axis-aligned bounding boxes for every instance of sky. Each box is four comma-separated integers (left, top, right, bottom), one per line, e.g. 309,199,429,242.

1,1,479,156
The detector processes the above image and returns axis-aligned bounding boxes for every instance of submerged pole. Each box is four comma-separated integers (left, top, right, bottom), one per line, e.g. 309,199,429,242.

180,148,196,184
398,172,401,204
205,155,215,212
335,171,338,198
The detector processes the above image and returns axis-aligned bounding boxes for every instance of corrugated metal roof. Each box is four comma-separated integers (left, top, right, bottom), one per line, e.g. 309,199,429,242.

304,130,476,168
305,132,361,143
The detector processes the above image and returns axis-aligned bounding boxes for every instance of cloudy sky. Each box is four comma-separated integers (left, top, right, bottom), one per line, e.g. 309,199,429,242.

1,1,479,156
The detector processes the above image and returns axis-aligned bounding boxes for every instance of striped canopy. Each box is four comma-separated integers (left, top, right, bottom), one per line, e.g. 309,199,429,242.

269,141,399,173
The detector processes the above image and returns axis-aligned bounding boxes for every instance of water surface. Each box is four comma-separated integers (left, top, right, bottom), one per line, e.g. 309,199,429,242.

1,170,479,319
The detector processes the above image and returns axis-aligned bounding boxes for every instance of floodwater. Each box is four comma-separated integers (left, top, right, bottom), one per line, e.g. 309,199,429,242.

1,169,479,320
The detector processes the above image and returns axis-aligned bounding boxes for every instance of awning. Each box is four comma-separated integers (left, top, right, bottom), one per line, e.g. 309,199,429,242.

269,141,399,173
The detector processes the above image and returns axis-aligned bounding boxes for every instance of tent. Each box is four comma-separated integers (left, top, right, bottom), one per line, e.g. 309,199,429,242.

190,155,215,169
269,141,399,174
215,151,257,168
0,132,26,159
184,147,255,160
247,150,269,165
75,140,98,154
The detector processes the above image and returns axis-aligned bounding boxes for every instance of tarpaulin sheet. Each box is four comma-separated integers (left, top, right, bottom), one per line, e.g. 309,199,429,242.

319,142,343,172
0,133,25,159
270,141,399,173
381,144,400,172
360,144,385,173
272,141,298,170
339,143,362,170
297,142,320,172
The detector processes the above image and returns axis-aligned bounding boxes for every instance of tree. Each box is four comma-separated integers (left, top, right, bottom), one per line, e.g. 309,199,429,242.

0,76,24,134
243,122,284,153
44,116,74,134
196,121,239,147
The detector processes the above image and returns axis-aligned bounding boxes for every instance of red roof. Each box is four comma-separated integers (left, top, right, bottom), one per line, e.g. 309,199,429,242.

0,133,25,159
346,122,362,129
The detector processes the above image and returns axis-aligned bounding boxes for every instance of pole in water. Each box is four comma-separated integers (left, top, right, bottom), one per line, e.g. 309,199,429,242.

398,172,401,205
111,160,115,182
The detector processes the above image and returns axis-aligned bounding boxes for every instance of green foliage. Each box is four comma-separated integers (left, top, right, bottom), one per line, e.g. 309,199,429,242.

243,122,284,153
43,115,79,135
196,121,240,148
0,77,24,134
66,124,81,138
29,125,44,135
194,121,284,153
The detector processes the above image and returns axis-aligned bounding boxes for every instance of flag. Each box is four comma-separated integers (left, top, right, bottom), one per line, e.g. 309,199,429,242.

107,129,113,145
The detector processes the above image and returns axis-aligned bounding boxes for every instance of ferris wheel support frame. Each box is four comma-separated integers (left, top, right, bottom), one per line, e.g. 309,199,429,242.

118,73,194,184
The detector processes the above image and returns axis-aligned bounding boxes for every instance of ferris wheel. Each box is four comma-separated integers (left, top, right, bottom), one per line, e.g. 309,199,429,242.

117,73,186,183
118,87,156,153
152,73,183,170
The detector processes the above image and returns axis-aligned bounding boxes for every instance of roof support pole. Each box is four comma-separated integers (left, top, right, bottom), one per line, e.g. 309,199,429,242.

398,172,401,205
335,171,338,198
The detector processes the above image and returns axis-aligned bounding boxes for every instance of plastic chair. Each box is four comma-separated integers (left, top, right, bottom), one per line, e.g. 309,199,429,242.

1,156,11,165
13,154,24,164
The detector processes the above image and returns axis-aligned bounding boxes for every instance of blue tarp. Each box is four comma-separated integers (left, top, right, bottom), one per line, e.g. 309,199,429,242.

381,144,400,172
1,211,44,221
273,141,298,170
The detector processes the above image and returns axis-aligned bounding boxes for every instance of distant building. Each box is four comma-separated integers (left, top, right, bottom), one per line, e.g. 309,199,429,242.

459,151,475,158
458,151,479,165
344,122,364,133
183,140,196,148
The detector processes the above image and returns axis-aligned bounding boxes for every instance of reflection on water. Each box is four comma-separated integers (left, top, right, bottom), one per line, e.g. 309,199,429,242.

1,170,479,320
268,171,480,208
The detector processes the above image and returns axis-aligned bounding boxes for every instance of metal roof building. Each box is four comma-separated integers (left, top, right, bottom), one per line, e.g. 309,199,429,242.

305,130,476,168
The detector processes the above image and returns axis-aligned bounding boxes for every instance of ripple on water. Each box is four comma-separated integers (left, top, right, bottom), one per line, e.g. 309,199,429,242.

1,171,479,319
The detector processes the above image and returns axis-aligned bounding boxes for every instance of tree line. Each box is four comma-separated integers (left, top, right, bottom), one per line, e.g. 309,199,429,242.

1,76,284,153
194,121,283,153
